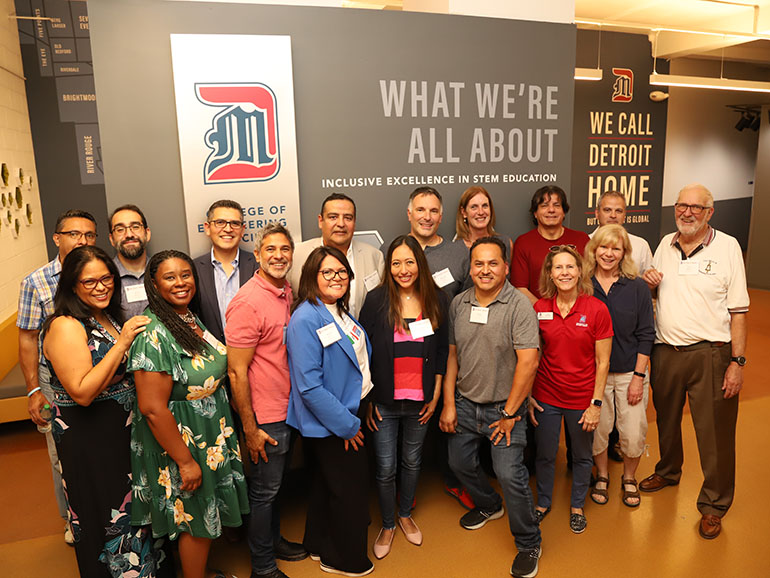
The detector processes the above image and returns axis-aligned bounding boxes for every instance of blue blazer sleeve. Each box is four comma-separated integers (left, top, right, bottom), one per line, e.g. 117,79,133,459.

286,303,362,440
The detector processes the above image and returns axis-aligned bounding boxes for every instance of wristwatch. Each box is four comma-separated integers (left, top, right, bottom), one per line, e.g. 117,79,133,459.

590,398,603,408
730,355,747,367
499,407,517,420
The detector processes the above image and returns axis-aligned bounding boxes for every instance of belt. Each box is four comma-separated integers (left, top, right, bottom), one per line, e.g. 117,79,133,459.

659,341,727,352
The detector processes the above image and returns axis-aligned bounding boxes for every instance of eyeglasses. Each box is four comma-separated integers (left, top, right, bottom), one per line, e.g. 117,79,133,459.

208,219,244,230
549,244,576,252
319,268,349,281
79,274,115,290
57,230,97,241
674,203,711,215
111,222,145,235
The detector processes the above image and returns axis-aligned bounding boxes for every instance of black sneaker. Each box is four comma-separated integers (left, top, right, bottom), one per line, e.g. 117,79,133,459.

460,505,505,530
510,546,542,578
275,537,308,561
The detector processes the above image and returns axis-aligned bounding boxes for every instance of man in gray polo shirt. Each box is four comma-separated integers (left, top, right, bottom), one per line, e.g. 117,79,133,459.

439,236,542,578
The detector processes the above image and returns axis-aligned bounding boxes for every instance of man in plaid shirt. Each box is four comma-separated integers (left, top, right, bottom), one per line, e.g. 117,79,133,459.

17,209,97,544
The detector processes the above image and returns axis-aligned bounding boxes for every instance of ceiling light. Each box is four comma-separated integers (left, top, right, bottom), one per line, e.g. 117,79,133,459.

649,73,770,93
750,114,761,131
575,68,603,81
735,113,752,131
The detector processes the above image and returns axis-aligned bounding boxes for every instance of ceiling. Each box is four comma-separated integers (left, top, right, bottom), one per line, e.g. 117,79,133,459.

344,0,770,65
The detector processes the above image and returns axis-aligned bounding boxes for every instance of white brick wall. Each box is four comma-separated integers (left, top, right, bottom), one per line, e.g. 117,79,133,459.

0,0,48,323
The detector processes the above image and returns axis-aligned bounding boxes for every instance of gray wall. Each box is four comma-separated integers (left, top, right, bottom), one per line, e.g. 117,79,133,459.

89,0,576,254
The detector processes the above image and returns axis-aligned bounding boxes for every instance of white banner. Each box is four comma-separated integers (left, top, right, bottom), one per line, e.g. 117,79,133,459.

170,34,301,256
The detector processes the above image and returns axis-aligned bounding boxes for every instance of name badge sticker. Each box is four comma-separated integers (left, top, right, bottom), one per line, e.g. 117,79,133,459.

364,271,380,292
316,323,342,347
678,260,699,276
537,311,554,321
470,306,489,324
124,284,148,303
202,330,226,354
409,318,434,339
432,268,455,288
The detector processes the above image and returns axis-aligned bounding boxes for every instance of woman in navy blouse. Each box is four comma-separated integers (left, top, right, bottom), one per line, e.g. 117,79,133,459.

584,225,655,508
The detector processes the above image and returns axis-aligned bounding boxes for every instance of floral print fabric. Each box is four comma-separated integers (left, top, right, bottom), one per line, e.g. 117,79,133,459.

47,318,168,577
127,311,249,540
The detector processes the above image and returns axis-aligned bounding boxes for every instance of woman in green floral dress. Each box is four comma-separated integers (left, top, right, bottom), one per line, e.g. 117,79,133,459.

128,250,248,578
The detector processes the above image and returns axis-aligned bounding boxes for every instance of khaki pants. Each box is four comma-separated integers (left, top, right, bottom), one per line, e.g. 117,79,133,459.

592,371,649,459
650,342,738,517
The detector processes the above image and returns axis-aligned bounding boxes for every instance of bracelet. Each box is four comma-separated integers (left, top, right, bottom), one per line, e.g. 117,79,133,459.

633,371,646,378
27,386,42,397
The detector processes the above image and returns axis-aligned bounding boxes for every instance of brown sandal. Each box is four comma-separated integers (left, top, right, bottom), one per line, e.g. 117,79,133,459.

622,477,641,508
590,476,610,505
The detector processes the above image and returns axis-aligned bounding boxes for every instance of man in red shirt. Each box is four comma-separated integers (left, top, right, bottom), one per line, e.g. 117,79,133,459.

510,186,590,305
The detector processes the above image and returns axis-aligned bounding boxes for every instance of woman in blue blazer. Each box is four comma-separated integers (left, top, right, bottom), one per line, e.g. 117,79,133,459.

358,235,448,560
286,245,374,577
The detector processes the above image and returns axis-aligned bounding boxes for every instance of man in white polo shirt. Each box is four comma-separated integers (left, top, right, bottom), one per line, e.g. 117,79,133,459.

640,183,749,540
591,190,653,274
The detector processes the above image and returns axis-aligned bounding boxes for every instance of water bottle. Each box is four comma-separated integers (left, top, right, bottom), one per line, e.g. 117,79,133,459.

37,403,52,434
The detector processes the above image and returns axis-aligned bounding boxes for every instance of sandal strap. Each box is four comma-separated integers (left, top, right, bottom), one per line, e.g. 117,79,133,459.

594,476,610,484
621,478,638,487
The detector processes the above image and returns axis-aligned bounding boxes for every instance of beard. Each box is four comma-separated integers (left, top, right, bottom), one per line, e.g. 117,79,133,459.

676,218,705,237
118,237,146,260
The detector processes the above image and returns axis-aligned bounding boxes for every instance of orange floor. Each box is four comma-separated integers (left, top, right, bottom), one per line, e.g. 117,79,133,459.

2,289,769,578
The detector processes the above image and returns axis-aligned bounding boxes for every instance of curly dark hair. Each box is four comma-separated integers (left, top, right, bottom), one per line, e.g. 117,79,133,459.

43,246,124,334
145,250,210,357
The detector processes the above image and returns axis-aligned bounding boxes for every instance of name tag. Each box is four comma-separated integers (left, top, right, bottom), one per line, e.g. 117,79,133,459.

678,260,699,275
470,306,489,324
537,311,554,321
316,322,342,347
363,271,380,292
124,284,147,303
202,330,225,353
409,318,434,339
432,267,454,288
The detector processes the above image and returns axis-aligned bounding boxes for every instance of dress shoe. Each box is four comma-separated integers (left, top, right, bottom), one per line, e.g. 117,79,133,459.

639,473,678,493
398,516,423,546
699,514,722,539
275,537,308,561
373,527,394,559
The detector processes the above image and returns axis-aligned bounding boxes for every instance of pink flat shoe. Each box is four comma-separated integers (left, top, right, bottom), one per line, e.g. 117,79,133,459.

398,516,423,546
373,527,394,559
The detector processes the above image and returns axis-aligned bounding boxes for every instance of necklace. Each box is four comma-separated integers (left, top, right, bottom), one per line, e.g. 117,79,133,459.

178,310,196,325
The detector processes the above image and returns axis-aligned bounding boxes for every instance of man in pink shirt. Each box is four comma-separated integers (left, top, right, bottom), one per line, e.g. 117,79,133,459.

226,223,306,578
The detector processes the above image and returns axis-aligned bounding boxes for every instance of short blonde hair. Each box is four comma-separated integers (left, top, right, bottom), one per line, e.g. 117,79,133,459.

539,245,593,299
455,186,498,241
584,224,638,279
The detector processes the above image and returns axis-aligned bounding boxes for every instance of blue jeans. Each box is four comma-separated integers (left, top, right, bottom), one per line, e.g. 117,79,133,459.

247,421,292,576
533,399,594,510
371,400,429,528
448,393,540,551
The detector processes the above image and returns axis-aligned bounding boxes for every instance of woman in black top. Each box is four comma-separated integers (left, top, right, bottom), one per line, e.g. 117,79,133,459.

359,235,449,560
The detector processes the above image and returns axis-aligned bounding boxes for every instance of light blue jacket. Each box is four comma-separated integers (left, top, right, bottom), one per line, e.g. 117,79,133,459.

286,300,371,439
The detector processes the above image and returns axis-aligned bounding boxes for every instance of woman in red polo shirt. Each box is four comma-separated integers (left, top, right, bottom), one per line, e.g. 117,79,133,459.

528,245,613,534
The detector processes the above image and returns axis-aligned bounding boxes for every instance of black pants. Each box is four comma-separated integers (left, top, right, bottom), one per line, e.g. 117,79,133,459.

303,433,372,573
